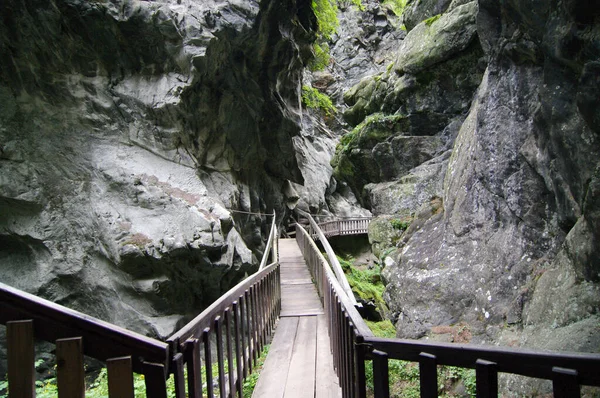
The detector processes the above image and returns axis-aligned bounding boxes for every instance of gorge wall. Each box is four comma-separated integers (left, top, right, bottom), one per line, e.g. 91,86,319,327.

0,0,598,394
324,0,599,394
0,0,315,367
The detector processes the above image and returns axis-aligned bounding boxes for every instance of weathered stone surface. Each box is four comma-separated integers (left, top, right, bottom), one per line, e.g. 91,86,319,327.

395,2,479,74
0,0,314,378
378,2,600,393
402,0,453,31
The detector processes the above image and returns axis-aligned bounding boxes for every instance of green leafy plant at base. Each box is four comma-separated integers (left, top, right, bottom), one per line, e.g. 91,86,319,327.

390,218,411,231
243,345,270,396
382,0,408,17
302,85,337,116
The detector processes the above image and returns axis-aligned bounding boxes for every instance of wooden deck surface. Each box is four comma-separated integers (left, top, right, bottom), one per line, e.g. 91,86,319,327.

252,239,341,398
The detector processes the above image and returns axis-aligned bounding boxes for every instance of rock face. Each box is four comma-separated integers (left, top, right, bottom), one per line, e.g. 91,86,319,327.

372,0,600,393
0,0,314,376
329,0,599,394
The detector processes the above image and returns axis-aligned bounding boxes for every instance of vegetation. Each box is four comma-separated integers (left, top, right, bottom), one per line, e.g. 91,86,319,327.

424,14,441,26
339,255,387,316
310,42,332,71
302,85,337,116
309,0,364,70
334,257,476,397
382,0,408,17
390,217,411,231
364,319,477,397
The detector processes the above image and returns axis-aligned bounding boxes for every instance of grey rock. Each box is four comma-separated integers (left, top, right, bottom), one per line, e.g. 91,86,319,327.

0,0,313,376
402,0,453,31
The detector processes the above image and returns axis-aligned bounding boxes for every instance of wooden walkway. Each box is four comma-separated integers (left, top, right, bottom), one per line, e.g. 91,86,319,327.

252,239,341,398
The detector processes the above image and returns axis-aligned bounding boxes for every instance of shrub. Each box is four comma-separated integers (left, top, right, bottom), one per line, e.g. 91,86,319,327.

302,85,337,116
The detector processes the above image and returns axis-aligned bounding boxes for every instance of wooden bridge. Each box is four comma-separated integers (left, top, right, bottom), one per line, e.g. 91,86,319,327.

2,212,600,397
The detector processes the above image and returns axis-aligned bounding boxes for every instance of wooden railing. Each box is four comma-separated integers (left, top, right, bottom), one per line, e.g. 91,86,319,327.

0,282,171,397
317,218,370,238
165,211,280,398
1,211,280,398
166,262,280,398
296,209,358,306
295,225,600,398
296,223,372,397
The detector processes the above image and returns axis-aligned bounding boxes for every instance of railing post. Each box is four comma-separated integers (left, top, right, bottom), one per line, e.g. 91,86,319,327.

476,359,498,398
203,328,215,398
372,350,390,398
106,356,134,398
56,337,85,398
354,337,368,398
552,367,580,398
172,353,186,398
7,320,35,398
184,338,203,398
142,361,168,398
418,352,437,398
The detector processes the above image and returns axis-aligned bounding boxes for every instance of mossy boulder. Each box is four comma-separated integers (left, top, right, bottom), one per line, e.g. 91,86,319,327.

394,2,479,75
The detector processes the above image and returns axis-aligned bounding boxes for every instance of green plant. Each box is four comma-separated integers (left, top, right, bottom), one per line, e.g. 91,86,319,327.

382,0,408,17
366,319,396,338
390,218,411,231
312,0,339,41
302,85,337,116
310,42,331,71
0,379,8,398
243,345,270,396
338,256,387,316
424,14,441,26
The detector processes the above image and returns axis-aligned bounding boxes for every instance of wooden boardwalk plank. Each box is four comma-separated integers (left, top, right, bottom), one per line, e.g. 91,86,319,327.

284,316,317,398
252,317,299,398
316,314,341,398
281,285,324,317
252,239,340,397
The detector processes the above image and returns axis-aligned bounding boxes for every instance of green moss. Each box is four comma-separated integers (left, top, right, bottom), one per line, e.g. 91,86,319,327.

390,217,411,231
338,256,387,315
312,0,339,41
366,319,396,338
424,14,441,26
382,0,408,17
309,42,331,71
302,85,337,116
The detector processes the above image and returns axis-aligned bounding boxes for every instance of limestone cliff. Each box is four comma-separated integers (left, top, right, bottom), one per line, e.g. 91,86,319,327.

330,0,599,394
0,0,314,356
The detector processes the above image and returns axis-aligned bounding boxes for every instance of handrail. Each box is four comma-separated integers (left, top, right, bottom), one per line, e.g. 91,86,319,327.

296,223,372,396
296,209,358,306
168,261,279,344
259,211,278,271
0,282,170,372
166,211,281,398
294,221,600,398
1,281,170,397
317,218,370,238
364,336,600,387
